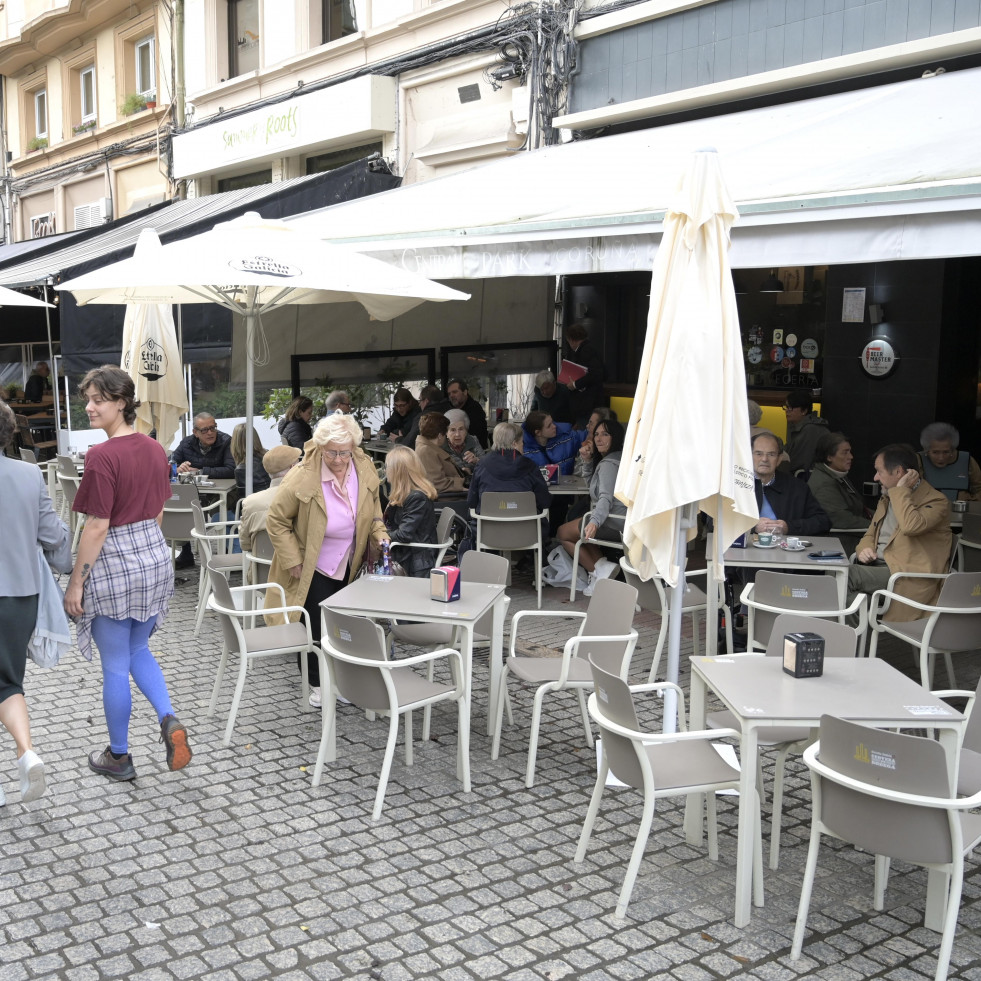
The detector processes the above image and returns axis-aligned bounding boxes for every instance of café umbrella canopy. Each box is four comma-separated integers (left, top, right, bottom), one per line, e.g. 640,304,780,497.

59,213,470,490
615,148,758,728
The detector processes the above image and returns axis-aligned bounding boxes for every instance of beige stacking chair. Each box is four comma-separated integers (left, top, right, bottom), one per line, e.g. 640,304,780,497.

868,571,981,688
956,512,981,572
472,490,548,609
575,652,763,918
243,528,275,586
492,577,638,788
569,511,626,601
315,609,470,820
707,613,859,870
191,500,242,635
392,506,462,572
206,564,319,746
741,569,867,653
619,558,730,679
792,715,981,981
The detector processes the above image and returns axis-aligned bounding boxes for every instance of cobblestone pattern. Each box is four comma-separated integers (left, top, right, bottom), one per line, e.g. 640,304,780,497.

2,548,981,980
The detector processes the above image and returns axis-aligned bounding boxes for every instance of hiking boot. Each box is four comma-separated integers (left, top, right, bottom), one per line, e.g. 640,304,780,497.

160,715,192,771
88,747,137,781
17,749,46,803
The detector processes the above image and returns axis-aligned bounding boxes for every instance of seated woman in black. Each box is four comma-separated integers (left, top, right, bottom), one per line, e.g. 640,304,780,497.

383,445,439,577
378,388,421,441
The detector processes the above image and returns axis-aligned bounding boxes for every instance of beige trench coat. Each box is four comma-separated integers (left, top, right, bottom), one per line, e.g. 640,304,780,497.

857,478,952,622
263,447,388,625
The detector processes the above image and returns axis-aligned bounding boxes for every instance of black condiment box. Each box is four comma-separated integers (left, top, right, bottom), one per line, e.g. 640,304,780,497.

782,632,825,678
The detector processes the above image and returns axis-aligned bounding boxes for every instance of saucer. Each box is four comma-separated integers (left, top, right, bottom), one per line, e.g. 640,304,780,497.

780,544,807,551
753,541,778,549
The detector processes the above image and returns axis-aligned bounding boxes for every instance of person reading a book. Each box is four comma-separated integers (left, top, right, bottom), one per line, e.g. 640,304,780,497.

563,323,606,427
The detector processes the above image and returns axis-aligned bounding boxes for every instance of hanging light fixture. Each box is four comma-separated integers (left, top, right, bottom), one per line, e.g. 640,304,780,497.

760,270,784,293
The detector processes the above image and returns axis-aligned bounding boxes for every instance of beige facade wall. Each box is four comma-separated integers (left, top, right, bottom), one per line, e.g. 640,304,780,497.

0,0,173,243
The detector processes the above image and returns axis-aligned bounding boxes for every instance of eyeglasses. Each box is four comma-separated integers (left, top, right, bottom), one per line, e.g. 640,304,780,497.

338,401,351,408
323,449,353,460
194,425,218,434
393,401,409,408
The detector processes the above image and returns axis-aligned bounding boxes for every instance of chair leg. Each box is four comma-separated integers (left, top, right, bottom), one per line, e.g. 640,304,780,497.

194,578,212,637
491,666,511,760
223,654,250,746
769,745,794,870
691,610,700,658
456,693,471,793
574,764,608,863
207,643,230,717
615,784,657,918
372,706,402,820
576,688,595,750
706,789,719,860
943,652,956,689
873,854,890,910
570,540,582,602
312,688,338,786
791,822,824,959
935,862,964,981
404,709,414,766
649,615,669,684
524,684,553,788
752,793,765,908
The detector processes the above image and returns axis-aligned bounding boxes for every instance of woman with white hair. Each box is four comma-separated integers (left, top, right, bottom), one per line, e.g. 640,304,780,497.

265,410,390,707
919,421,981,502
444,408,484,478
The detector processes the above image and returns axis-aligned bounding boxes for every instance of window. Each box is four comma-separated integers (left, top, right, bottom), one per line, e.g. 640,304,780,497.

229,0,260,77
35,90,48,139
136,36,155,97
217,169,271,193
80,67,96,123
305,142,381,174
322,0,358,43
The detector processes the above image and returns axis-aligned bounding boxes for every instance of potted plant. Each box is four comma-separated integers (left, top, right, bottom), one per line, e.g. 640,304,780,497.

26,136,48,152
145,92,157,109
120,93,147,116
5,383,20,400
72,120,96,136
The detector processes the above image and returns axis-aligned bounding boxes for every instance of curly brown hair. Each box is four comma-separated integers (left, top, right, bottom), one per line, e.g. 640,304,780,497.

79,366,140,425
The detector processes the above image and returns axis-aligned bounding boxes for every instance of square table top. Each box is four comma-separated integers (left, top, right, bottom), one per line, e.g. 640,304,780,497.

324,574,504,623
549,474,589,496
691,655,963,727
722,535,850,571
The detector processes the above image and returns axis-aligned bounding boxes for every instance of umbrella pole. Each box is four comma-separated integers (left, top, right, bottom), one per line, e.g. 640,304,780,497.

42,282,62,453
664,502,697,734
244,294,257,497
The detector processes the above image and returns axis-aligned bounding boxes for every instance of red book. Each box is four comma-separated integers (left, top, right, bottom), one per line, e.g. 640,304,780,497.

557,359,587,385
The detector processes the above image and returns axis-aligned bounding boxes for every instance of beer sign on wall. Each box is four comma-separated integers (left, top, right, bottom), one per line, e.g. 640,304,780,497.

860,338,899,378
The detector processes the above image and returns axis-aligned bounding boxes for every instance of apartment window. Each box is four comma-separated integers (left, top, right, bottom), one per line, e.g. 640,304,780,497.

229,0,260,77
136,37,155,97
35,90,48,138
323,0,358,43
80,67,96,122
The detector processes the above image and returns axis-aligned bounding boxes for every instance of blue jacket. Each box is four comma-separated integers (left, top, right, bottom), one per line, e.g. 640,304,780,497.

522,423,588,475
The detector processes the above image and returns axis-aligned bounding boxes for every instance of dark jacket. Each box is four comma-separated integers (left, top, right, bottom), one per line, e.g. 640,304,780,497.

522,423,589,475
807,463,867,529
384,489,439,577
398,400,451,449
467,450,551,515
755,471,831,536
530,385,573,424
564,339,605,427
171,430,235,478
784,413,830,475
278,416,313,451
24,372,50,402
235,455,271,494
457,395,488,448
379,404,421,439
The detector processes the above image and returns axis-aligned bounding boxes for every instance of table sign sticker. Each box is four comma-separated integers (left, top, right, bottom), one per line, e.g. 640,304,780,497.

338,628,352,642
742,706,766,715
902,704,953,716
366,575,395,582
799,358,815,373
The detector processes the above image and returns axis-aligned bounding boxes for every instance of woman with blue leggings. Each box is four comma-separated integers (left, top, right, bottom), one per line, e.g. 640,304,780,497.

64,366,191,780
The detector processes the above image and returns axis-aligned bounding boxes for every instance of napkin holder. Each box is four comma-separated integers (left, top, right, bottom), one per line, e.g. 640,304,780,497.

430,566,461,602
782,632,824,678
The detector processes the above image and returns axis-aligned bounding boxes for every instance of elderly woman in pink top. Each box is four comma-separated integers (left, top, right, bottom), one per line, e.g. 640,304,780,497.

265,410,389,708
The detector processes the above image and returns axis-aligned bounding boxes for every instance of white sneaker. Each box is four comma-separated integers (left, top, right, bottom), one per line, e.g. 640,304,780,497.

582,572,598,597
308,687,322,709
593,558,620,582
17,749,45,804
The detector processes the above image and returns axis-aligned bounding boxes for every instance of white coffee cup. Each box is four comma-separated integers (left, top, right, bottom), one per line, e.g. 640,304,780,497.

785,536,800,548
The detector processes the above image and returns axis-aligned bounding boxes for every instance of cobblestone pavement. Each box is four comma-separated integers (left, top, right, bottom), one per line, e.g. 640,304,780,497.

2,553,981,981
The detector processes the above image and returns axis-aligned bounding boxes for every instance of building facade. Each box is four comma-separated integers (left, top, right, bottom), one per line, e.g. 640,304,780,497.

0,0,172,245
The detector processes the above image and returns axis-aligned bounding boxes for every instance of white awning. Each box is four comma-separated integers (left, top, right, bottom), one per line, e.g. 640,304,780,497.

287,66,981,276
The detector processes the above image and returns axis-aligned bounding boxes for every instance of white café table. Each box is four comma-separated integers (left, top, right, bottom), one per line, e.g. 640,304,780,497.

548,474,589,497
322,575,508,749
707,535,851,655
361,439,395,460
683,655,965,928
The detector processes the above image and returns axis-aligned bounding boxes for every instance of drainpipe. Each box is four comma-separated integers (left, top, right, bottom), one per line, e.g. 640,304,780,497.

175,0,186,130
0,75,11,245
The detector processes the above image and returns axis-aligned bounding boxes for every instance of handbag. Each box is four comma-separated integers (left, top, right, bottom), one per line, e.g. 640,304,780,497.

28,548,72,669
541,544,589,590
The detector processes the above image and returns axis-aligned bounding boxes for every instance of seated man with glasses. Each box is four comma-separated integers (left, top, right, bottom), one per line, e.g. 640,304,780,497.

170,412,236,568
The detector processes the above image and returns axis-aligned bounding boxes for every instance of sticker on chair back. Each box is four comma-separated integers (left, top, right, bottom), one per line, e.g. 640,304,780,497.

780,585,808,598
334,627,352,642
854,741,896,770
597,685,608,704
499,500,518,509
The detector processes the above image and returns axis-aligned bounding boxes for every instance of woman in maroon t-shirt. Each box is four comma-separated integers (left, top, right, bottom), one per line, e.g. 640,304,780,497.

65,366,192,782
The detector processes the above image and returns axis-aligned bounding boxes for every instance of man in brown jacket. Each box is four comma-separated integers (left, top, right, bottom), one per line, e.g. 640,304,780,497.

849,443,952,621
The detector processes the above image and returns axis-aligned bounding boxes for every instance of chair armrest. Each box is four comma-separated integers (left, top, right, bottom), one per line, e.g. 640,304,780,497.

192,529,241,544
395,539,452,551
329,645,465,676
228,580,287,606
869,588,942,622
509,609,587,656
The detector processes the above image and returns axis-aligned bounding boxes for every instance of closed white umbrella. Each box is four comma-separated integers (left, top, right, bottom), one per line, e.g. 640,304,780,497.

59,213,469,491
615,149,758,729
